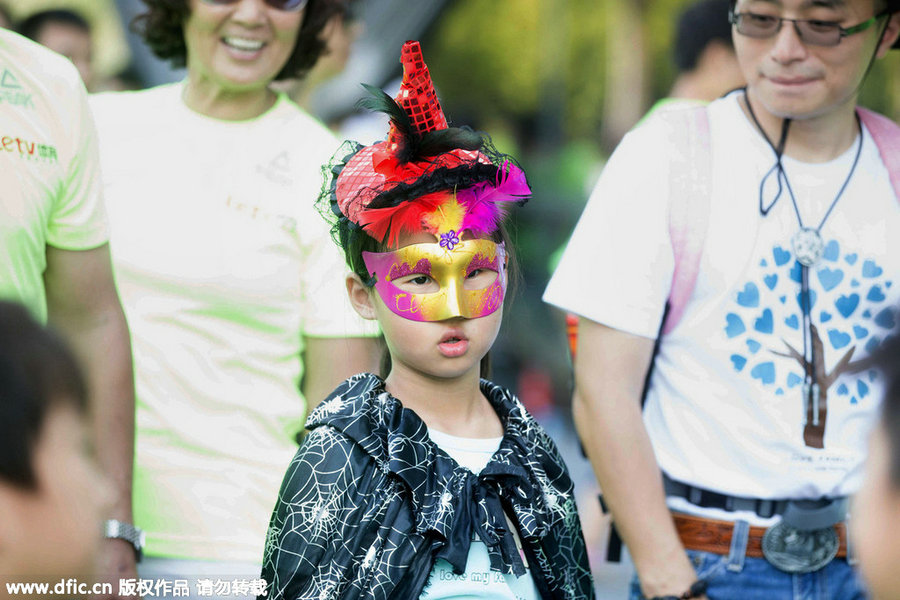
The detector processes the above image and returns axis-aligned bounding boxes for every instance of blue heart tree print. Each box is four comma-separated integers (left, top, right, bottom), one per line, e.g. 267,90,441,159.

771,323,860,448
725,241,895,449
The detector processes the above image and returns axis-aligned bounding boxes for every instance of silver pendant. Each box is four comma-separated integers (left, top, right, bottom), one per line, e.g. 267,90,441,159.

791,227,825,268
762,521,840,573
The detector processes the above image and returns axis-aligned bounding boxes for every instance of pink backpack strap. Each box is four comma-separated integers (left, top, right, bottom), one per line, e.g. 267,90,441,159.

858,108,900,203
661,106,713,335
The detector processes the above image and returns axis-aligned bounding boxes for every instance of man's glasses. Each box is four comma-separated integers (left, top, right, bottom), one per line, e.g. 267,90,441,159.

201,0,309,12
729,10,887,47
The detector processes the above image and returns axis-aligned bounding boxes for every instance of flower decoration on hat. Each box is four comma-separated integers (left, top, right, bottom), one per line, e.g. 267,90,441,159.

322,40,531,249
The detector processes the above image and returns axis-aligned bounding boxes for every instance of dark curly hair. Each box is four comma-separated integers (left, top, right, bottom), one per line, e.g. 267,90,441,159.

131,0,341,81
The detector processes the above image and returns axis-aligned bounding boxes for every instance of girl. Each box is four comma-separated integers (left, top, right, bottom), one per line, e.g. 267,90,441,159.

260,41,594,600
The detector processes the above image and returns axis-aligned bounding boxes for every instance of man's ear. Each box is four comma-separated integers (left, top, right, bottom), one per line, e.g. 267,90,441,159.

876,12,900,58
347,273,378,320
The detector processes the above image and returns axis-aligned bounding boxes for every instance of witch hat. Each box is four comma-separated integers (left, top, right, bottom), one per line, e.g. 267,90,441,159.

327,40,529,246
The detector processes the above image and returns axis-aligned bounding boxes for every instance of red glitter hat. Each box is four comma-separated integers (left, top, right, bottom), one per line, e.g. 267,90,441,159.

335,41,481,225
324,41,530,247
387,41,448,152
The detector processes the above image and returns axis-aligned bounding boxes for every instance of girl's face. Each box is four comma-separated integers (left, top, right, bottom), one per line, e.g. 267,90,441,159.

184,0,303,96
350,230,504,382
853,424,900,600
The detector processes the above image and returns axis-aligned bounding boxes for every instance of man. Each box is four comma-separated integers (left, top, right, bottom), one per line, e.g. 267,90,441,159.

663,0,745,106
545,0,900,598
19,9,95,91
0,28,137,596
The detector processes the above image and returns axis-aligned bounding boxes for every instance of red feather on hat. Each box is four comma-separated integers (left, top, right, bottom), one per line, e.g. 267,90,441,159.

355,191,450,247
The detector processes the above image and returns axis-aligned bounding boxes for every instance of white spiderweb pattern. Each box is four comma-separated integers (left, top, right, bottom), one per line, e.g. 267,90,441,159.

259,374,594,599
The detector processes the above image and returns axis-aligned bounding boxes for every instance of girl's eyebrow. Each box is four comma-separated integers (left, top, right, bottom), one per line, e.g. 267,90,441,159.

467,253,500,273
806,0,846,7
389,258,432,280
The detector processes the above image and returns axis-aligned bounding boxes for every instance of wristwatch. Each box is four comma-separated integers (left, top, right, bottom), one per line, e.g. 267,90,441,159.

104,519,145,563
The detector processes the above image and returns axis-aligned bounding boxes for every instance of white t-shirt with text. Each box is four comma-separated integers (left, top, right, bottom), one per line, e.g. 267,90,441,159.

545,92,900,523
90,83,377,561
0,29,108,322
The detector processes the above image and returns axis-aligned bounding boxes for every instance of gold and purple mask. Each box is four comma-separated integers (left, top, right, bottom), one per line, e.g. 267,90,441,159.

362,239,506,322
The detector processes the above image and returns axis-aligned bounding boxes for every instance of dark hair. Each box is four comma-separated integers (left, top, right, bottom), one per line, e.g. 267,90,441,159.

131,0,341,81
675,0,734,72
0,301,87,489
882,0,900,49
18,9,91,41
333,0,360,23
867,333,900,488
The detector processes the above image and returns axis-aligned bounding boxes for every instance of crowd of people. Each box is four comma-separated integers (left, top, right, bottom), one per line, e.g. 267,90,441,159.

1,0,900,599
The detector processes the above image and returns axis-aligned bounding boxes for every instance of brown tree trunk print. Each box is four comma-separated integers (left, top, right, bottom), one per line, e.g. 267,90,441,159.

773,325,865,449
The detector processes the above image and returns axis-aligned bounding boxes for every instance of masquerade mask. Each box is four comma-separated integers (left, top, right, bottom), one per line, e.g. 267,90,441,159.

363,239,506,322
201,0,307,12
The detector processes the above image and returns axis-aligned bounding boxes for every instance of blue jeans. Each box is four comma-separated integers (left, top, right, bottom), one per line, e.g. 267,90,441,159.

628,521,868,600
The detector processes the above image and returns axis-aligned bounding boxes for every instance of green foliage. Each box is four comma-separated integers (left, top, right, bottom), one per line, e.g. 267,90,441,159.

429,0,542,120
427,0,900,144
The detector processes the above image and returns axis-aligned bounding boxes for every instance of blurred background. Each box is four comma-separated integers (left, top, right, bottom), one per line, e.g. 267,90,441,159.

3,0,899,592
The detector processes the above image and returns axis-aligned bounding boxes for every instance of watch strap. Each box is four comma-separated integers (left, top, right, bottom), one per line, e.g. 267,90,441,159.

104,519,144,563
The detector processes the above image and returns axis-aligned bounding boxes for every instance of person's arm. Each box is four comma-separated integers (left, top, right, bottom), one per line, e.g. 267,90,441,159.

302,336,380,411
44,243,137,587
573,317,703,599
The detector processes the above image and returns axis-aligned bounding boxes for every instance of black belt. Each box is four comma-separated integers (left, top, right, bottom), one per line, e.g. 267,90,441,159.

663,473,847,526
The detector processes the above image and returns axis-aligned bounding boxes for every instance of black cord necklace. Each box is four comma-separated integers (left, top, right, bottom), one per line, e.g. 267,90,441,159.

743,91,864,430
745,92,864,267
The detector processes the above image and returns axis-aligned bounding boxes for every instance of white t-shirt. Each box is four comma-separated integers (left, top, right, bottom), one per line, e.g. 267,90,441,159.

90,83,377,562
0,29,108,322
424,429,539,600
545,93,900,524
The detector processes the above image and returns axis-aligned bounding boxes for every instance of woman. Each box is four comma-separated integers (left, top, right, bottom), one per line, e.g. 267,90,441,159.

90,0,378,589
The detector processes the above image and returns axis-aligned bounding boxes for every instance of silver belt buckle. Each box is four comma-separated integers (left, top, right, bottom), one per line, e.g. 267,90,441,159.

762,521,839,573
